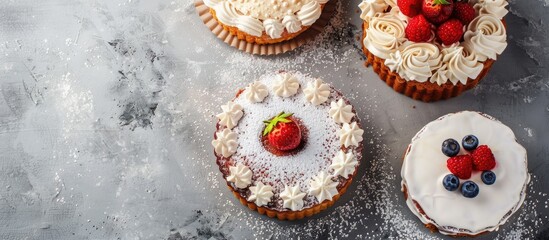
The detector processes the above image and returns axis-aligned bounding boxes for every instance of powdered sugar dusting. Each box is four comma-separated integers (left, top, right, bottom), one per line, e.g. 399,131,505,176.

217,71,362,210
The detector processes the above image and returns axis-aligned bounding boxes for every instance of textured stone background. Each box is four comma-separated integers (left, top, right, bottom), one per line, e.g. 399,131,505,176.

0,0,548,239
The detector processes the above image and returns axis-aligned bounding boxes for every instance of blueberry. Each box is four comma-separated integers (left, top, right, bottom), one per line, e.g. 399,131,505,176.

442,138,460,157
461,181,479,198
481,171,497,185
462,135,479,151
442,174,460,191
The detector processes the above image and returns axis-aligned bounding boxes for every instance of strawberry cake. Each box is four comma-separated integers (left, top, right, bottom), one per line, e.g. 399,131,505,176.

203,0,329,44
401,111,529,236
211,71,364,220
359,0,509,102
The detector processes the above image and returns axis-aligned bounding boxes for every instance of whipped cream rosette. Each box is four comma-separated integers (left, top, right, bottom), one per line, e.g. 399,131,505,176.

359,0,509,102
212,71,364,220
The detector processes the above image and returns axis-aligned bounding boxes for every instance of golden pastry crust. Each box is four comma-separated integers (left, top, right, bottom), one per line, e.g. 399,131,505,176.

361,21,505,102
209,5,325,45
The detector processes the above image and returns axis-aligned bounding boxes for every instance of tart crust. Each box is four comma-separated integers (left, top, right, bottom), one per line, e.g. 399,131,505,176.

361,20,505,102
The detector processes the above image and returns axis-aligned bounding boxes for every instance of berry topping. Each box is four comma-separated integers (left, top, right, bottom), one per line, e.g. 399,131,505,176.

471,145,496,171
405,15,433,42
446,155,473,179
481,171,497,185
422,0,454,24
442,138,460,157
398,0,423,17
453,1,476,25
462,134,479,151
263,112,302,151
436,19,464,45
461,181,479,198
442,174,460,191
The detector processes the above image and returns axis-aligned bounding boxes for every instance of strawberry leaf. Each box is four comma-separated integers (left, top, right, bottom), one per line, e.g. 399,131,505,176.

434,0,450,5
262,112,294,136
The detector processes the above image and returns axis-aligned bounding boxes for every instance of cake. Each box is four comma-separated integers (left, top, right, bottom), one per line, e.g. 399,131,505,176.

359,0,509,102
211,71,364,220
401,111,529,236
203,0,329,44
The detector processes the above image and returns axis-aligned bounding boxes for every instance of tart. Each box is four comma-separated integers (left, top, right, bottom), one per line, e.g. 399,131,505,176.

211,71,364,220
401,111,529,236
359,0,509,102
203,0,329,44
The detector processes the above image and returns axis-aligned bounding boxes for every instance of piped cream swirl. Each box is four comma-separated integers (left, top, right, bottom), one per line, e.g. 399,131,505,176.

463,14,507,61
363,14,406,59
474,0,509,19
385,43,442,82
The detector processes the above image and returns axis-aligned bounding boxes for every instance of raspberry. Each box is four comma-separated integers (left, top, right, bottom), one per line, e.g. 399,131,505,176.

405,15,433,42
446,154,473,179
471,145,496,171
453,2,476,25
436,19,464,45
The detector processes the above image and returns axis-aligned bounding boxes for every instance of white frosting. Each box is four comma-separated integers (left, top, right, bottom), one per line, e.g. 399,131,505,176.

309,171,339,202
245,81,269,103
212,128,239,158
248,182,274,206
359,0,388,22
385,43,442,82
273,72,300,97
282,15,302,34
363,14,406,59
401,111,529,236
339,122,364,148
303,79,330,105
474,0,509,19
297,1,322,26
280,185,307,211
384,0,396,7
434,45,483,85
330,150,358,178
227,163,252,189
329,99,355,124
216,101,243,129
204,0,327,39
263,19,284,39
463,14,507,61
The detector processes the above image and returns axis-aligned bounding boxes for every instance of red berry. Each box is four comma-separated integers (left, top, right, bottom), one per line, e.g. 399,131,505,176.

422,0,454,24
436,19,464,45
453,2,476,25
264,112,302,151
447,155,473,179
471,145,496,171
398,0,422,17
405,15,433,42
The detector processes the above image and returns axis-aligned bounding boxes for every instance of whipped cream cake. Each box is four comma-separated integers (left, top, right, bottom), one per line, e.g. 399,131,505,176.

401,111,529,236
359,0,509,102
204,0,329,44
211,71,364,220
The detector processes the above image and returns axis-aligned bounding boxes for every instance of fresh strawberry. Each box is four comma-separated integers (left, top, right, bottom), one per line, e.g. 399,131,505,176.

398,0,422,17
447,155,473,179
471,145,496,171
422,0,454,24
263,112,302,151
436,19,464,45
405,15,433,42
453,2,476,25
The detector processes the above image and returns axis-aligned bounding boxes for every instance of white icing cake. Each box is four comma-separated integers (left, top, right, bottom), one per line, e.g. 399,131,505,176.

401,111,529,235
204,0,328,38
213,71,363,212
